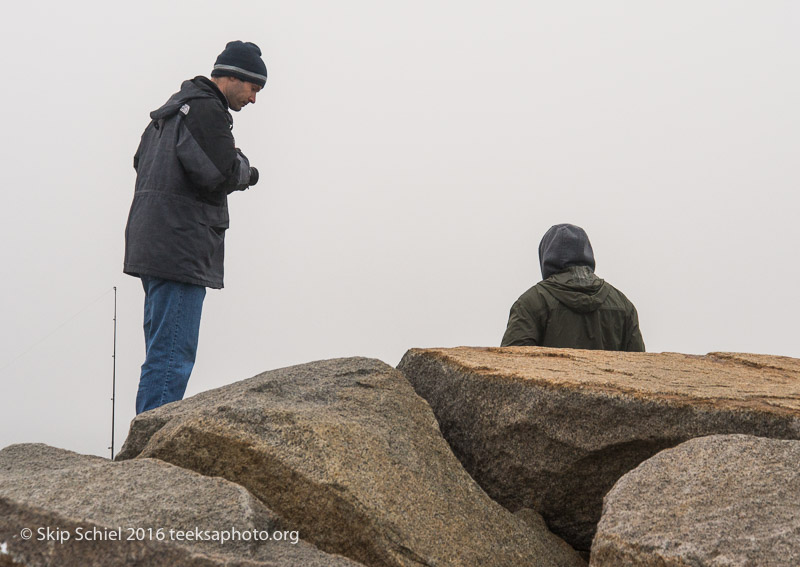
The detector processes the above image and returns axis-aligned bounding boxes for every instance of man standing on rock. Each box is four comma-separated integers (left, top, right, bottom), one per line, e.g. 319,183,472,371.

124,41,267,414
501,223,645,351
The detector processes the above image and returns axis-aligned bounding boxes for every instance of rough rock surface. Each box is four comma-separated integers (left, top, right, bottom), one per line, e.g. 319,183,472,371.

397,347,800,552
0,443,361,567
117,357,586,567
591,434,800,566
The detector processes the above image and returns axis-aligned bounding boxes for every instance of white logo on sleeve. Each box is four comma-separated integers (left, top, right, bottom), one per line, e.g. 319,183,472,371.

179,104,191,116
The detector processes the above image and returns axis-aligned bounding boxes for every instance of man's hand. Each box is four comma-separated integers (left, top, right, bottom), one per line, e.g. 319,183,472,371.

235,148,258,188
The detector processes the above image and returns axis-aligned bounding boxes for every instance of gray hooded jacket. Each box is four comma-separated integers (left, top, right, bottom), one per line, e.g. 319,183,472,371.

501,224,645,351
124,76,255,289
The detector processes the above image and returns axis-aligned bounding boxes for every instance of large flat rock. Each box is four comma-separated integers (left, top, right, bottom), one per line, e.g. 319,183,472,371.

0,443,361,567
397,346,800,552
591,434,800,566
116,357,586,567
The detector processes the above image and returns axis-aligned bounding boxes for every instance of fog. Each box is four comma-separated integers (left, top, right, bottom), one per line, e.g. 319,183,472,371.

2,1,798,457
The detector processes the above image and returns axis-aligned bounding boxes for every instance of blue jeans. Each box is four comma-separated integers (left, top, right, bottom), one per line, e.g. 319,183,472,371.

136,276,206,414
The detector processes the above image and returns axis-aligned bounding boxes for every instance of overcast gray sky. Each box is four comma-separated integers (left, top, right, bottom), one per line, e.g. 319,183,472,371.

2,1,798,458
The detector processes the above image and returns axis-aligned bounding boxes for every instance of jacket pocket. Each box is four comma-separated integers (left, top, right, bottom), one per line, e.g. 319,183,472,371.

197,200,230,237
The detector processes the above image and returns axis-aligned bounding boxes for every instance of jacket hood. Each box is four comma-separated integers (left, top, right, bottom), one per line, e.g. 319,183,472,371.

539,265,609,313
539,224,595,280
149,76,227,121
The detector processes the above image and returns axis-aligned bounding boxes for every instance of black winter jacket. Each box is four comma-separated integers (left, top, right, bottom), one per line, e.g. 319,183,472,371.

124,76,255,289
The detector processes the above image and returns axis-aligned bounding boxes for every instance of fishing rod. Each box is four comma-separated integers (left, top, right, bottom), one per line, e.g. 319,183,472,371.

109,286,117,459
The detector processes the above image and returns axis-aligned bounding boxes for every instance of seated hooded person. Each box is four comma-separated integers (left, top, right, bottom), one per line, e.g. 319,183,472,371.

501,223,645,351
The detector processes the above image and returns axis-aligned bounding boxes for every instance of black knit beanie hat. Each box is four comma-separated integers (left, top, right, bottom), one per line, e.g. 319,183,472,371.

211,41,268,87
538,224,596,280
